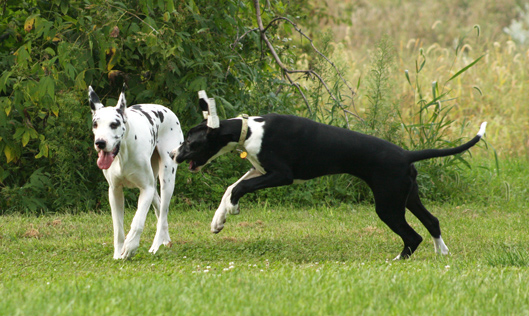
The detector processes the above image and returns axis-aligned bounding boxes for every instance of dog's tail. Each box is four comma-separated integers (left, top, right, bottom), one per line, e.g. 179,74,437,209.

406,122,487,163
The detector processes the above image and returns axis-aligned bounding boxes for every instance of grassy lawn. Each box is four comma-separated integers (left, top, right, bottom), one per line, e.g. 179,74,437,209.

1,201,529,315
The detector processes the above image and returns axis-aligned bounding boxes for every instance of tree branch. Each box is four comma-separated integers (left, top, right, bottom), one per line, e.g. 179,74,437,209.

231,27,259,49
251,0,362,125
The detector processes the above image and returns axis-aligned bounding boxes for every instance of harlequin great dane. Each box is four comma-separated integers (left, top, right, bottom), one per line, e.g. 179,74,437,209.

88,85,183,259
172,91,487,260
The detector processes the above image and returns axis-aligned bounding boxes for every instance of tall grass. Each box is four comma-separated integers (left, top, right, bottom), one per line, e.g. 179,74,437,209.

320,0,529,156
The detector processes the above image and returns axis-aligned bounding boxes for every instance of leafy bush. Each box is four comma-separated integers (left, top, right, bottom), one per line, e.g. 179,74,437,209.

0,0,310,212
0,0,490,213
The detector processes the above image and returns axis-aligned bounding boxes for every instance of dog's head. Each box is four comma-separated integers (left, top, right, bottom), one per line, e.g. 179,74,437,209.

173,121,235,172
171,91,233,172
88,85,127,170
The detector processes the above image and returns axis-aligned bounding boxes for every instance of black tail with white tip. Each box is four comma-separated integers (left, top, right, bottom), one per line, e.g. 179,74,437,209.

406,122,487,164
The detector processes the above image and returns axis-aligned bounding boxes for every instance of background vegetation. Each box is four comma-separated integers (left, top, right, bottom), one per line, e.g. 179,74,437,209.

2,1,529,314
0,0,528,212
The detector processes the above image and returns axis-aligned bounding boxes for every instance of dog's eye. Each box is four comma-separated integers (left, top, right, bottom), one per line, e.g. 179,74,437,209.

93,122,98,129
110,122,120,129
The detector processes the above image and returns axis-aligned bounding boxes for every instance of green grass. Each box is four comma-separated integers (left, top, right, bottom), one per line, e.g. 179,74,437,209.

2,197,529,315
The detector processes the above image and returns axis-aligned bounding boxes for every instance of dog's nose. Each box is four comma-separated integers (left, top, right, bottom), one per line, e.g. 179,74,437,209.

169,147,179,161
95,139,106,149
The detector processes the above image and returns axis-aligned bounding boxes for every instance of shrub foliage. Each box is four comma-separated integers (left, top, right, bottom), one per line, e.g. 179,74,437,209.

0,0,485,213
0,0,315,212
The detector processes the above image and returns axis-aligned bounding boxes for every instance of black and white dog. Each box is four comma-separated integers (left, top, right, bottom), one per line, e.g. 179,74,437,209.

172,91,486,259
89,85,183,259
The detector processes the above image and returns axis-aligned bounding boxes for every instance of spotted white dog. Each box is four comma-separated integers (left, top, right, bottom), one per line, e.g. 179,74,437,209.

88,85,183,259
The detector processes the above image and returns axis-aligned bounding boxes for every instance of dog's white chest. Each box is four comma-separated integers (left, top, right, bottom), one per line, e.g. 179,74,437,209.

244,119,266,174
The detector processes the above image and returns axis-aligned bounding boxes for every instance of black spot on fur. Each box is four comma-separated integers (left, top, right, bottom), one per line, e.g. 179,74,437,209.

135,135,137,140
254,117,265,122
110,121,121,130
131,105,154,125
172,168,175,174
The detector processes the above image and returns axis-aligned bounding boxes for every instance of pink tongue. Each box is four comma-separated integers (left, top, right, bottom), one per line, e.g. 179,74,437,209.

97,151,114,169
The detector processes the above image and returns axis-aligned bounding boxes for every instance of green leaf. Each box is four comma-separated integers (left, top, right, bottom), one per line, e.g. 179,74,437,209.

166,0,175,12
0,70,12,93
66,63,76,80
60,1,69,14
432,81,438,99
446,54,485,83
15,46,31,69
14,127,25,139
39,76,55,98
188,76,207,91
22,131,30,147
404,70,411,86
474,24,481,37
1,97,12,116
4,145,15,163
44,47,56,56
416,49,426,73
35,142,49,159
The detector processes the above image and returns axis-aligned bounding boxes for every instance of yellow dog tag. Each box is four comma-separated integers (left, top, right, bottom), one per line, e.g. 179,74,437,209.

240,151,248,159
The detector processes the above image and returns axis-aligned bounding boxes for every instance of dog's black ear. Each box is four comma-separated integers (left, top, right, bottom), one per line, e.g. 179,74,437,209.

116,88,127,115
198,97,208,112
198,90,209,119
88,86,104,114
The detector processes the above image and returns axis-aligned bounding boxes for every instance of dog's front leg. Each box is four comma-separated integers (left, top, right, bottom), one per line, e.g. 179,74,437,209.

211,168,263,233
211,169,292,233
121,186,155,259
109,186,125,259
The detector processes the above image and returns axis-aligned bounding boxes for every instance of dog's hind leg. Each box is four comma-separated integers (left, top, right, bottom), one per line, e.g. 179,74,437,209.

371,177,423,260
406,166,449,255
149,148,177,254
152,190,161,219
150,151,161,219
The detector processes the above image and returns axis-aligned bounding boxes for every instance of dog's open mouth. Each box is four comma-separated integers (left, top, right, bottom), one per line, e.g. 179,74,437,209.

97,143,120,170
189,160,201,172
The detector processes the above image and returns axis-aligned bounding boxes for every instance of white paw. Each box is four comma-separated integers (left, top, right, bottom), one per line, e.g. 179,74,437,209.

113,243,124,260
211,214,226,234
121,236,140,259
433,236,450,255
149,231,171,254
